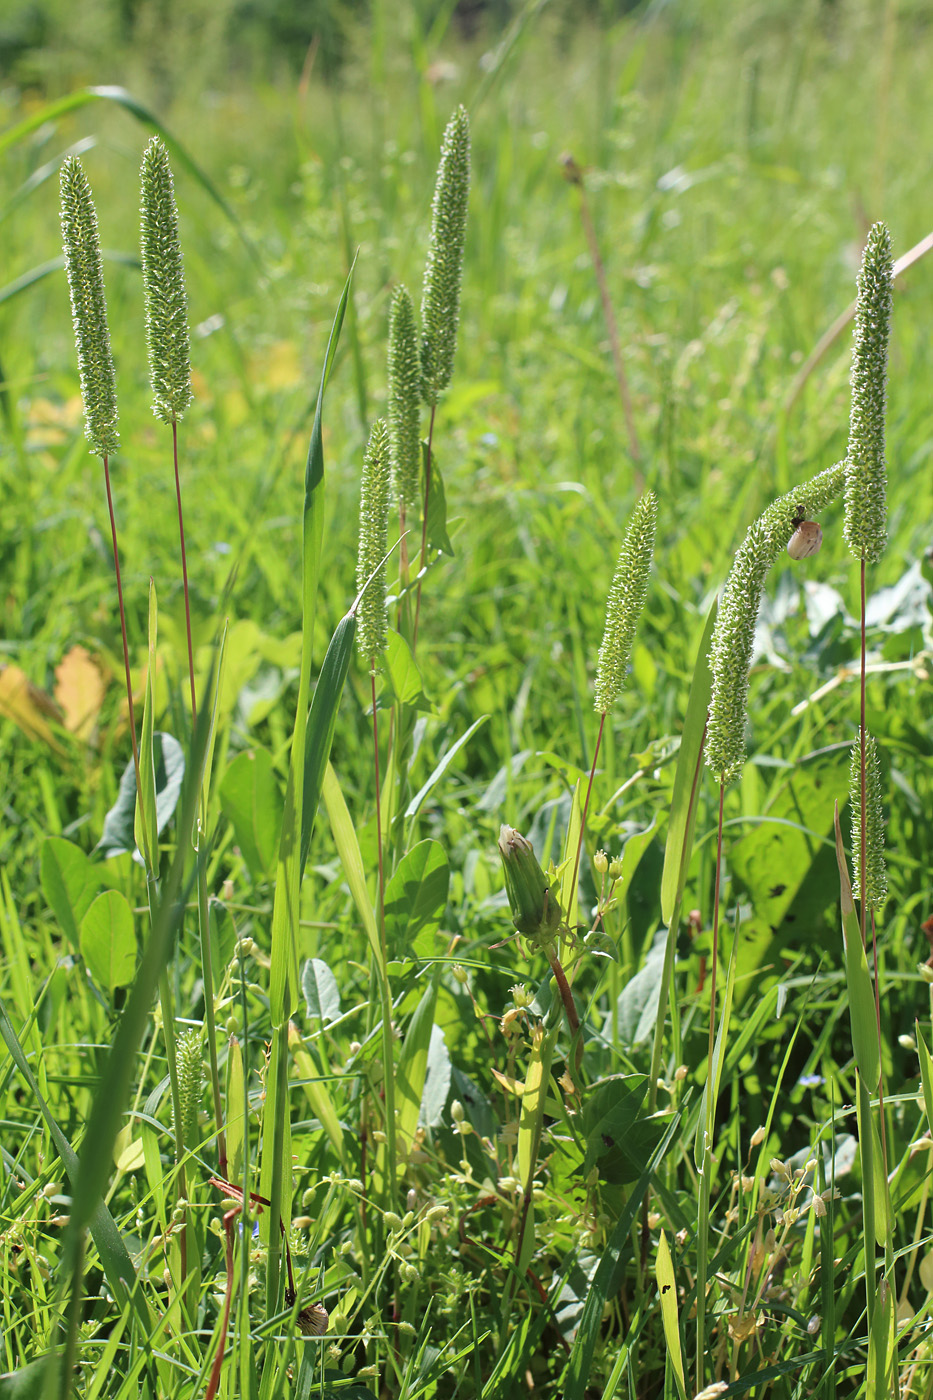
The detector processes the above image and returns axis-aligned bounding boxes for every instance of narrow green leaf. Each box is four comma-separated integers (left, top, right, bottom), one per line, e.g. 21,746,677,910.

404,714,488,819
396,978,439,1159
656,1231,687,1400
0,995,150,1329
867,1278,896,1398
564,1114,680,1400
322,763,380,966
0,86,260,264
299,611,357,882
834,803,880,1090
559,780,583,932
660,600,716,925
917,1025,933,1138
80,890,136,991
288,1021,347,1172
424,453,454,556
694,924,738,1168
64,672,213,1243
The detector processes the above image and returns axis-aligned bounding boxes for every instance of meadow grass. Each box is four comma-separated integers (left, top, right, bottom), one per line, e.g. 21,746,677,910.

1,3,932,1396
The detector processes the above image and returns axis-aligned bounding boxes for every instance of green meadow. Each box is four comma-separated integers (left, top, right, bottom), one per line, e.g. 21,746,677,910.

1,2,932,1395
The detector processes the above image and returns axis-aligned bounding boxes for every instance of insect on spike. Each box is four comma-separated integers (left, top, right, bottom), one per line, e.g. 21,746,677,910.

787,520,823,560
285,1288,329,1336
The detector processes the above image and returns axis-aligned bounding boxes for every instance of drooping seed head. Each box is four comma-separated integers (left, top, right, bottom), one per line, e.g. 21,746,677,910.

594,490,657,714
420,106,471,407
706,462,845,784
356,419,392,661
60,157,119,458
844,222,892,564
140,136,193,425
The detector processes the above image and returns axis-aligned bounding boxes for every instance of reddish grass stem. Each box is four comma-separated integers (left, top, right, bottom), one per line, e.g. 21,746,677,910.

412,403,437,650
172,417,197,725
103,455,141,792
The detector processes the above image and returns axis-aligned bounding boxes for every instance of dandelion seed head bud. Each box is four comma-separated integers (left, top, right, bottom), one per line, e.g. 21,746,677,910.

497,826,562,944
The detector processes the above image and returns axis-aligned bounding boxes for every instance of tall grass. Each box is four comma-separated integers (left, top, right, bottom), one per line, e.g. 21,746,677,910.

0,4,932,1397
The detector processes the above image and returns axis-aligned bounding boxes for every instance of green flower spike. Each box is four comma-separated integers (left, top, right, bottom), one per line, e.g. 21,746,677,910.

420,105,471,407
850,729,887,909
498,825,562,946
594,490,657,714
140,136,193,425
60,157,119,457
388,284,421,510
844,222,893,564
175,1028,204,1148
356,419,392,661
706,462,845,785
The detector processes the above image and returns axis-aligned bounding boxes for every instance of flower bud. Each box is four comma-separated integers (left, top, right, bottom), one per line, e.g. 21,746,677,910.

593,850,609,874
498,826,562,941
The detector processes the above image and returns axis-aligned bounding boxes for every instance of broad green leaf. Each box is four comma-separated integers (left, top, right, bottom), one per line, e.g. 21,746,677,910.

98,732,185,860
581,1075,669,1183
383,840,450,961
219,748,282,879
384,627,428,707
660,600,716,925
80,890,136,991
301,958,341,1024
420,1024,451,1128
40,837,98,953
614,927,666,1046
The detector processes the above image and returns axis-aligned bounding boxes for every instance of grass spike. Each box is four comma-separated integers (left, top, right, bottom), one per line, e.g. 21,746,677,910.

850,729,887,909
140,136,193,425
60,156,119,457
356,419,391,660
420,105,471,406
844,222,892,564
388,284,421,511
594,490,657,714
